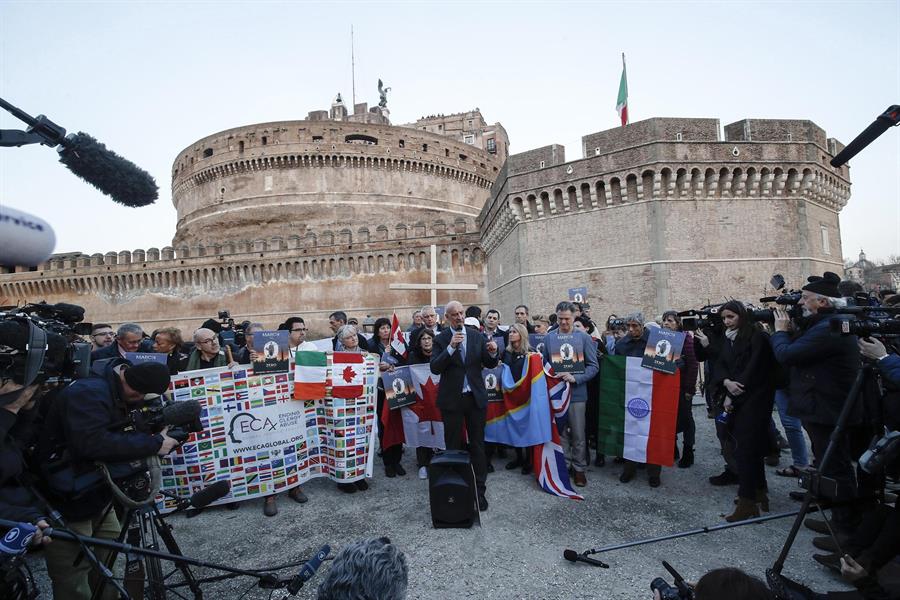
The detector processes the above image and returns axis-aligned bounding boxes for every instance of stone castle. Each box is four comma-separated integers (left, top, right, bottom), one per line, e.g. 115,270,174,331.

0,94,850,335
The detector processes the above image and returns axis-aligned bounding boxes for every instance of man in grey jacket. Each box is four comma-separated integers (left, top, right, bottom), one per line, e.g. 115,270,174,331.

541,301,599,487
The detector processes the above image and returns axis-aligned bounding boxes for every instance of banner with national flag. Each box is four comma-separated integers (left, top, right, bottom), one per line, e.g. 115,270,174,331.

332,352,365,398
616,53,629,127
403,363,445,449
485,353,551,447
389,312,408,359
294,351,327,400
158,359,377,512
597,355,680,467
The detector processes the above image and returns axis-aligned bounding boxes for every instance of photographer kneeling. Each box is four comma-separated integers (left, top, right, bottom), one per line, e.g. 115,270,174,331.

38,359,179,600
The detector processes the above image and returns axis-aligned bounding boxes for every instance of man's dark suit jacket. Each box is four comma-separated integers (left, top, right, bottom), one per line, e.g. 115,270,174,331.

430,325,499,410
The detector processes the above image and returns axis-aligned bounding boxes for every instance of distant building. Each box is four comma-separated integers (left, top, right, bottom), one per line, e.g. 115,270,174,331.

403,110,509,165
845,249,900,292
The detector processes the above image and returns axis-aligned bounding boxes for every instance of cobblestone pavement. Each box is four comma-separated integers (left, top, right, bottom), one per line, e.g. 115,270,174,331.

26,405,857,599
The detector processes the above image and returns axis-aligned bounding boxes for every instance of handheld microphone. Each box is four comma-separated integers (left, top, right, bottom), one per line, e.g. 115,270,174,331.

0,523,37,556
563,549,609,568
58,132,158,207
189,481,232,509
287,544,330,594
0,206,56,267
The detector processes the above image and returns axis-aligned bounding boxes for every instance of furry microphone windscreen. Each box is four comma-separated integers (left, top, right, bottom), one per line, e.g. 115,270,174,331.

57,132,158,207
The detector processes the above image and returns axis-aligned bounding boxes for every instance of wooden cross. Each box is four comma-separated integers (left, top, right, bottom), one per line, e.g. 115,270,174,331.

389,244,478,307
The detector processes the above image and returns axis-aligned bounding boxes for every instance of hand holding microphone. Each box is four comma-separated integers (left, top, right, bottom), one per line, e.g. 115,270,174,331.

451,327,465,349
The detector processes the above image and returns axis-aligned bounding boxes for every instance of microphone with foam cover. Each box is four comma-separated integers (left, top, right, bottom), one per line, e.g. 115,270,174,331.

563,549,609,568
189,481,231,509
0,523,37,556
161,399,202,427
58,132,158,207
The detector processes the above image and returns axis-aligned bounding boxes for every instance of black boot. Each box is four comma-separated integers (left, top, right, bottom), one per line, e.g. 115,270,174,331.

678,447,694,468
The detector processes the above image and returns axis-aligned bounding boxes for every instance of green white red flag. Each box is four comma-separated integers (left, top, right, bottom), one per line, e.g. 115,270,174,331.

616,53,629,127
294,351,327,400
597,356,679,466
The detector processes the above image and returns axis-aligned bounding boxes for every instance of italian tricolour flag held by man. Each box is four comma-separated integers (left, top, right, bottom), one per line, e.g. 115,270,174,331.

597,356,679,466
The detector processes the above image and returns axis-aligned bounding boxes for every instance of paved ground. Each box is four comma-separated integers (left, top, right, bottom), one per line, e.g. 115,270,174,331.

26,404,860,599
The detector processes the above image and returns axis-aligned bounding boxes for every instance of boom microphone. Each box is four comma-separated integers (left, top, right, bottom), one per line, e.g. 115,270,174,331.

287,544,330,594
0,97,158,208
563,549,609,568
58,132,158,207
830,105,900,167
189,480,232,509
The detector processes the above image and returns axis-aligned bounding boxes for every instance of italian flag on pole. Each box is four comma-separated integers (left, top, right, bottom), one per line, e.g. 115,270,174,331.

294,351,327,400
597,356,679,466
616,52,629,127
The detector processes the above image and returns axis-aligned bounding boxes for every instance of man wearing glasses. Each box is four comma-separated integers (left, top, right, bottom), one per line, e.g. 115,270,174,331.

90,323,145,361
185,327,237,371
283,317,317,353
89,324,115,352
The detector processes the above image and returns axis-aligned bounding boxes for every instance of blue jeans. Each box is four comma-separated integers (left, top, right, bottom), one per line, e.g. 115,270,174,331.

774,389,808,468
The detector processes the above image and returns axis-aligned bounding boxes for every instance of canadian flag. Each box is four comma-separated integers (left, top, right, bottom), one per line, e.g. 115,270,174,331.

332,352,364,398
389,312,408,358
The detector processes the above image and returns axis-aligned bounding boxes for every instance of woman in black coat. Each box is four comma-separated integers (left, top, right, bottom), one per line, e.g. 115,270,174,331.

712,300,777,521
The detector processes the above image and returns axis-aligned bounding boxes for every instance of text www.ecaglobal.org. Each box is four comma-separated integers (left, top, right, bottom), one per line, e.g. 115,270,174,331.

233,434,303,453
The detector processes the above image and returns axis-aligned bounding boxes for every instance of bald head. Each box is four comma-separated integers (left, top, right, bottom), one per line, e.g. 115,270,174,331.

445,301,464,330
193,327,220,358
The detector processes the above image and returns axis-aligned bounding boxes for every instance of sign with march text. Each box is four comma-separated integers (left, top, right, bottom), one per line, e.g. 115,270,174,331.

641,328,685,375
252,330,290,374
483,365,503,402
529,333,547,356
125,352,167,366
383,366,416,410
568,287,588,303
546,333,585,374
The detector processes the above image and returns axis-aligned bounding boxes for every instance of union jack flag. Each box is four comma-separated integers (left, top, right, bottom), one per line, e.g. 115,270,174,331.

533,364,582,500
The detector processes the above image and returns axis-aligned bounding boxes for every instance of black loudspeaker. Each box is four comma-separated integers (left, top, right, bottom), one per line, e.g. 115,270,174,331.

428,450,478,528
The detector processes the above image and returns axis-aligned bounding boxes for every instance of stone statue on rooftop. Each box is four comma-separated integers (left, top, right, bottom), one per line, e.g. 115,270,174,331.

378,79,391,108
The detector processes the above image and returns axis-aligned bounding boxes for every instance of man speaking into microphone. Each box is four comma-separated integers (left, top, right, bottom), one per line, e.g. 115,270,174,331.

431,301,499,510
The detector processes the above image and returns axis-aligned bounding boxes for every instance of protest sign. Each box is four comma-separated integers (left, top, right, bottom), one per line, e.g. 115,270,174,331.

545,333,585,373
125,352,167,366
252,330,290,374
383,366,416,410
641,328,685,375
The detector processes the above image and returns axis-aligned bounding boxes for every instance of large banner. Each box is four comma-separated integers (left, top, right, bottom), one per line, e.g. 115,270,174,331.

157,356,377,512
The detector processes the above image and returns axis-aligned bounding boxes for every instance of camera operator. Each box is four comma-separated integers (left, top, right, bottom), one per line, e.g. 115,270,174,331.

38,360,179,599
769,272,865,540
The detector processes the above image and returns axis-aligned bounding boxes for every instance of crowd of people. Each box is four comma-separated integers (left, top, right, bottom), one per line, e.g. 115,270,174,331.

2,272,899,599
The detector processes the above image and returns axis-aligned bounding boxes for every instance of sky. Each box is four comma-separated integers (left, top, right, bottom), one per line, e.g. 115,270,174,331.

1,1,899,264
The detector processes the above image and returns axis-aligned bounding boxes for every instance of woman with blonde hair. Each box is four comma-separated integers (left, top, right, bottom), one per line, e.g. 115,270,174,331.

502,323,535,474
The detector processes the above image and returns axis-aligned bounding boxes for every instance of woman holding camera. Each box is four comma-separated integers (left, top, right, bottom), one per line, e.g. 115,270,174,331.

702,300,777,521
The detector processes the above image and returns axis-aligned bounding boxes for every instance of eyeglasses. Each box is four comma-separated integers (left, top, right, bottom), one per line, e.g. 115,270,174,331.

198,338,217,345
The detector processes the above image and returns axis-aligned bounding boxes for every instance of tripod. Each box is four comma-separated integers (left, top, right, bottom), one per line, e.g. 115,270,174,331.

91,500,202,600
770,364,875,575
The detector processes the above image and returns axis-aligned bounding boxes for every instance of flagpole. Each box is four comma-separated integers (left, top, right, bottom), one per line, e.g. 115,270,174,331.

621,53,628,125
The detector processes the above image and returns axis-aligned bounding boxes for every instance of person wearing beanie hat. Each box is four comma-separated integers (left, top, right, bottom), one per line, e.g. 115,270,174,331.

123,362,171,396
39,356,181,598
770,271,863,545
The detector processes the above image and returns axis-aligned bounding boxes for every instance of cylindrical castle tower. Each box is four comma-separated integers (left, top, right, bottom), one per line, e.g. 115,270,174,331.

171,117,501,247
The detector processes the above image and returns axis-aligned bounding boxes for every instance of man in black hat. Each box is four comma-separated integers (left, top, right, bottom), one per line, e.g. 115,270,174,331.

770,272,864,557
39,359,180,599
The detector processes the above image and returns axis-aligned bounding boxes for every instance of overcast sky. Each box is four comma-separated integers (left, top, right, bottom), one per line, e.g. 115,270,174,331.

1,1,898,264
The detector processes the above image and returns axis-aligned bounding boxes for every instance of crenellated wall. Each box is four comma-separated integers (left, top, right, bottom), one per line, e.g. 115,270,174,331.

479,117,850,322
0,224,487,337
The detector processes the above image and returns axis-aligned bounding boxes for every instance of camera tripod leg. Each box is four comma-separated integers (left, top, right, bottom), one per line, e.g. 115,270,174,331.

771,367,867,574
150,507,204,599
